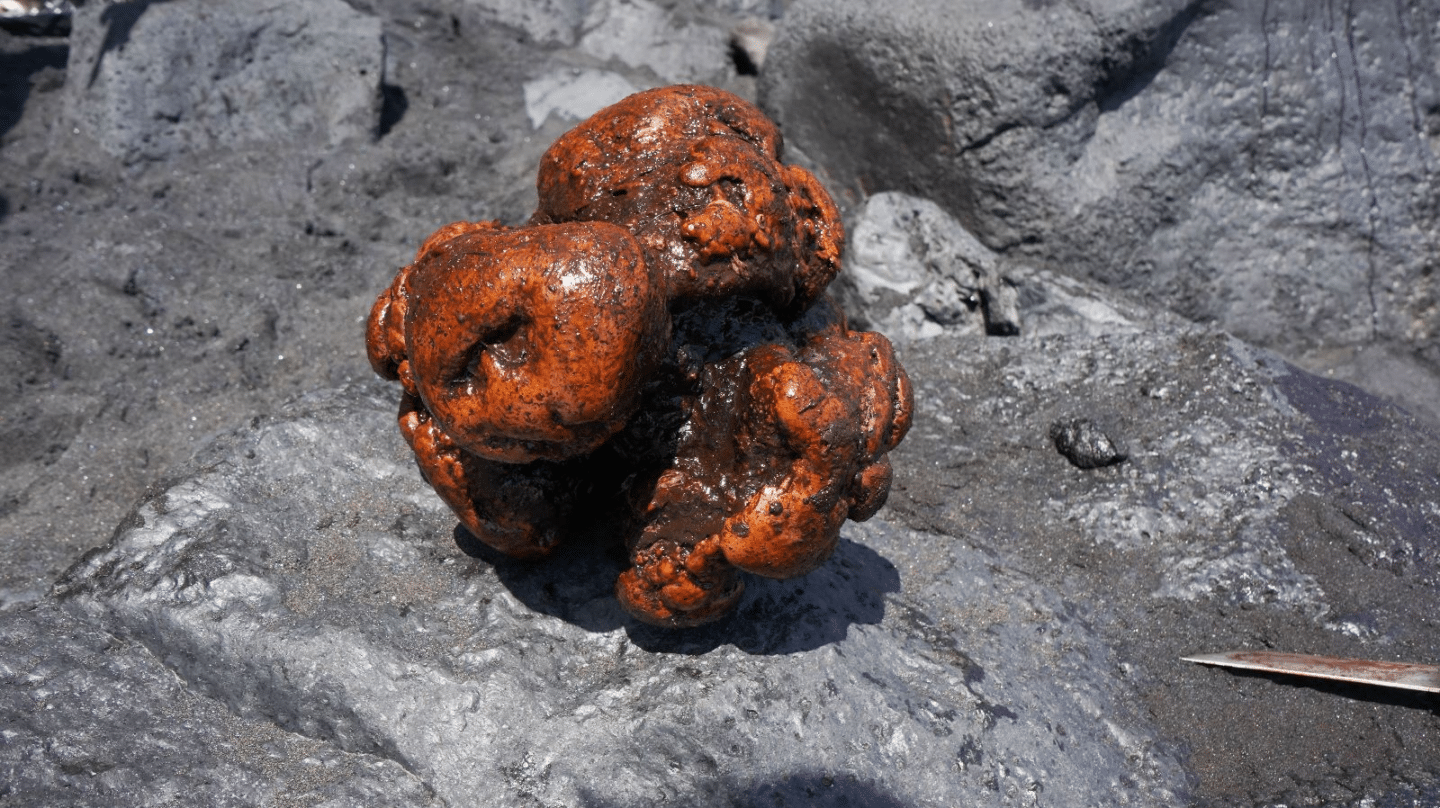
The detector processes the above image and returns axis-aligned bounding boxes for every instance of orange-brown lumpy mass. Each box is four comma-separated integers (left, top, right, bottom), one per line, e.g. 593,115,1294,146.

366,85,913,627
532,84,843,315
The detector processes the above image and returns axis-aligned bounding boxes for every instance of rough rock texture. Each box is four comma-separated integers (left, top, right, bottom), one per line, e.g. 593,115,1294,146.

64,0,384,163
890,326,1440,808
839,191,1184,342
579,0,730,84
523,67,640,128
460,0,590,47
761,0,1440,426
2,0,1440,805
0,602,441,806
45,385,1185,806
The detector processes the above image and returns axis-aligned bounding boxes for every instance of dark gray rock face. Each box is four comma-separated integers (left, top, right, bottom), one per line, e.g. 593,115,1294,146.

48,385,1186,806
761,0,1440,423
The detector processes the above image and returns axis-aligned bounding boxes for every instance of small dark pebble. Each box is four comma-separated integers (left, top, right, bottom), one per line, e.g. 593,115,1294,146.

1049,418,1126,470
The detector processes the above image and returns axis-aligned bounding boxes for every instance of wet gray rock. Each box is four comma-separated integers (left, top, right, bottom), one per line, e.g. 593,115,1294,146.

699,0,790,18
63,0,384,163
461,0,590,47
890,327,1440,807
523,67,641,128
841,191,1008,339
761,0,1440,424
841,191,1182,343
0,602,441,807
46,385,1187,807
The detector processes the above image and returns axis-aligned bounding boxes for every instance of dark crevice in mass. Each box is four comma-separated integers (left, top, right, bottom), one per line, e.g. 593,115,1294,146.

957,120,1023,154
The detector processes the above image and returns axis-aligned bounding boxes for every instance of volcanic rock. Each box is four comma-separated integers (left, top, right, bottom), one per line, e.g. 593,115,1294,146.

761,0,1440,424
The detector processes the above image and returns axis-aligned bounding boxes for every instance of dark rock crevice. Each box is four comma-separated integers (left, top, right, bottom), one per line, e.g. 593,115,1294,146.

1332,0,1382,338
1091,0,1208,115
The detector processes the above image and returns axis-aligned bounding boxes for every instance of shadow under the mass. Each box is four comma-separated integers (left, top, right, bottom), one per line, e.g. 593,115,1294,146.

578,771,913,808
455,525,900,656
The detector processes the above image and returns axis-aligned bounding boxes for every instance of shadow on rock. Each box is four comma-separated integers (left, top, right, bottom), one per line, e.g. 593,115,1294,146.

0,38,66,143
87,0,174,88
456,526,901,656
1220,667,1440,717
579,771,913,807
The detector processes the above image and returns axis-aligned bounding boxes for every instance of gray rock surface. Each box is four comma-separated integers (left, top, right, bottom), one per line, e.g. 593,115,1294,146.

841,191,1180,342
2,0,1439,805
579,0,730,85
459,0,590,47
761,0,1440,426
64,0,384,163
0,601,441,806
46,385,1187,806
889,324,1440,807
522,67,641,128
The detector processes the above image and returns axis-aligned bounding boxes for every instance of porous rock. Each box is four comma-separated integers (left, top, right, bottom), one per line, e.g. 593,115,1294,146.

63,0,383,163
761,0,1440,420
46,384,1187,806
